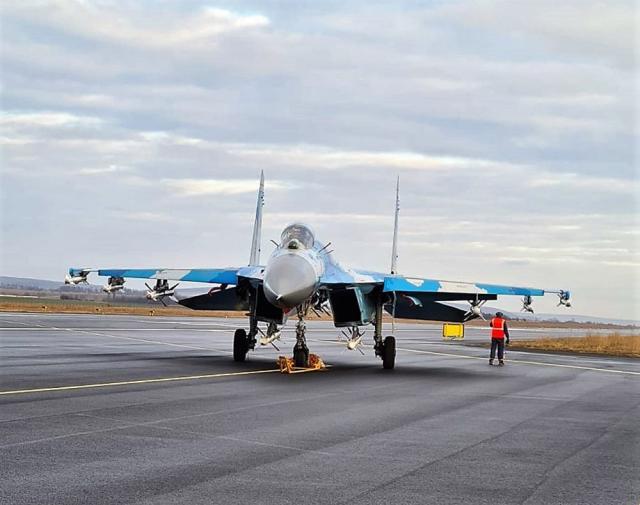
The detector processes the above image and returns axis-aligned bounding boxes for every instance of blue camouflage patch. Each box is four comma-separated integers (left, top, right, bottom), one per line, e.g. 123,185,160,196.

383,277,440,293
180,269,238,284
96,268,239,285
382,276,545,296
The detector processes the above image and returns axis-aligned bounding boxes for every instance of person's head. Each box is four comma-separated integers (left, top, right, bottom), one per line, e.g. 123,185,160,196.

496,311,504,318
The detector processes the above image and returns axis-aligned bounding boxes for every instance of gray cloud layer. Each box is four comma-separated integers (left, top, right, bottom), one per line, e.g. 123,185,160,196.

1,0,637,318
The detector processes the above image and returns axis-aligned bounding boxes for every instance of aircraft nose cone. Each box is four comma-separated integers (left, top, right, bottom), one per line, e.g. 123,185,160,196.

263,253,318,309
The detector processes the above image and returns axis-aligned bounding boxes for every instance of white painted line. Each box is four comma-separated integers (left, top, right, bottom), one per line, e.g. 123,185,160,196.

217,434,333,456
0,368,281,396
0,327,233,332
1,387,380,448
36,326,234,354
395,347,640,376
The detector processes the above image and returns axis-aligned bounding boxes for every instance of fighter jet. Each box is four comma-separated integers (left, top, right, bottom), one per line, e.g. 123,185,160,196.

67,172,571,369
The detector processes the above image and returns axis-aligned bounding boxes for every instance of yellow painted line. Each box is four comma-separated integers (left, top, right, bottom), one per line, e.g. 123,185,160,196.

0,369,281,396
396,347,640,376
286,366,331,374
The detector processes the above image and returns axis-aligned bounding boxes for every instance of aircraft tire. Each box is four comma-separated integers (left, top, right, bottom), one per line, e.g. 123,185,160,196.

293,346,309,368
382,336,396,370
233,328,248,362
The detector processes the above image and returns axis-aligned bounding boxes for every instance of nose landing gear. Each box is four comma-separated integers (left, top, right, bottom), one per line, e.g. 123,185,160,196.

293,307,310,367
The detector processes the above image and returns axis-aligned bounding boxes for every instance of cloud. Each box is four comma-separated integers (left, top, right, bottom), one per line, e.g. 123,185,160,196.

160,178,294,197
435,0,635,68
77,164,132,176
0,111,103,128
4,2,269,49
112,211,178,223
526,172,637,194
222,143,521,172
0,113,521,175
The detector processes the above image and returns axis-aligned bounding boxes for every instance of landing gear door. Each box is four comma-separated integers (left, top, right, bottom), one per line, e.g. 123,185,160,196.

254,285,285,324
328,286,376,327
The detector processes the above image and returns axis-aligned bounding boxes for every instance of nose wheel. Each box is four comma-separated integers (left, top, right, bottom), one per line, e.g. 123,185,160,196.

293,345,309,368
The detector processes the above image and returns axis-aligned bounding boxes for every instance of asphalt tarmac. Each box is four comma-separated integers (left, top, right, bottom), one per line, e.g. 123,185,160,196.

1,312,638,505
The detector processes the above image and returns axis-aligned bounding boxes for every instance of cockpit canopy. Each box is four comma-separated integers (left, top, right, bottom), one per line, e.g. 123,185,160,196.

281,223,315,250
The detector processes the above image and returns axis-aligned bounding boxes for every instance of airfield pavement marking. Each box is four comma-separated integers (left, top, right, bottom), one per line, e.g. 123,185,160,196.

306,338,640,376
0,327,232,332
134,319,244,327
0,379,413,449
0,368,282,396
78,411,336,456
394,347,640,376
3,316,637,378
0,321,235,355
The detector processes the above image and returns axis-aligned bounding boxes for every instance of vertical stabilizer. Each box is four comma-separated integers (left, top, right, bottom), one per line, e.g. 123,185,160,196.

249,171,265,266
390,176,400,274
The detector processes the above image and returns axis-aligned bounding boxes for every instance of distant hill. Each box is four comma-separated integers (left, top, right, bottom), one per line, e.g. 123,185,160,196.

504,311,639,327
0,275,111,294
0,275,145,297
0,276,66,290
449,303,639,327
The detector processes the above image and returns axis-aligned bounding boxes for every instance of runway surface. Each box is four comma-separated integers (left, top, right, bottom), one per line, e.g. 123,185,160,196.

1,312,639,505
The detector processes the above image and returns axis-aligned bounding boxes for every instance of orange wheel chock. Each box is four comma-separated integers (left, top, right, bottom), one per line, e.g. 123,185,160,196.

277,354,326,374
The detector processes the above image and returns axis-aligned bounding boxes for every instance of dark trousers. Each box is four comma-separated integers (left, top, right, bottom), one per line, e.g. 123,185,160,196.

490,338,505,360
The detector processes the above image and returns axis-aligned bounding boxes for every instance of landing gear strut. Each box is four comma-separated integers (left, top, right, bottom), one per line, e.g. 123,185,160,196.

373,295,395,370
293,306,309,367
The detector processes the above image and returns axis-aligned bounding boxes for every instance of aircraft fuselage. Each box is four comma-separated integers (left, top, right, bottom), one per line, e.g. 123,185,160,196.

263,223,327,309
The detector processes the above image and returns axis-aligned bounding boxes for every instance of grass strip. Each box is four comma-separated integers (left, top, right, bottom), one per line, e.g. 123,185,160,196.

508,334,640,358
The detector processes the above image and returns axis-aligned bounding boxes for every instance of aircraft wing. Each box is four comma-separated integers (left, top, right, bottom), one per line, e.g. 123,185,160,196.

322,268,562,298
381,276,549,297
68,267,241,285
320,268,570,322
379,275,571,321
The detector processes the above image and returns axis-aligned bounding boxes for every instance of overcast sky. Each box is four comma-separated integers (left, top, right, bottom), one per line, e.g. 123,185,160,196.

1,0,637,319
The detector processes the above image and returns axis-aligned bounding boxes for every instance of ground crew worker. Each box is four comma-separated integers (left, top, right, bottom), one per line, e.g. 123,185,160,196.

489,311,510,365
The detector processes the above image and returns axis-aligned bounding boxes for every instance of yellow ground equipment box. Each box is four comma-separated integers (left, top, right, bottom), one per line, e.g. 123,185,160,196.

442,323,464,340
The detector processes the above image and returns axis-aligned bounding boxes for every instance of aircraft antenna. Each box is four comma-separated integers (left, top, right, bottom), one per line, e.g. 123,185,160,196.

249,170,265,266
390,176,400,275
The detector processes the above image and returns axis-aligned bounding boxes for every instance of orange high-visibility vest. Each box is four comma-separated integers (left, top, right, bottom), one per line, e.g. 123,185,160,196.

491,317,505,339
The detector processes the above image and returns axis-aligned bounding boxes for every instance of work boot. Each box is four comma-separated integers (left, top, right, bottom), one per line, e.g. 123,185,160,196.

489,359,494,366
498,360,505,366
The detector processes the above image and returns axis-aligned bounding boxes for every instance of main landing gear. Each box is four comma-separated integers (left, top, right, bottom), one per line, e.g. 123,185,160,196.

234,306,310,367
233,313,258,362
233,296,397,370
381,335,396,369
373,297,396,370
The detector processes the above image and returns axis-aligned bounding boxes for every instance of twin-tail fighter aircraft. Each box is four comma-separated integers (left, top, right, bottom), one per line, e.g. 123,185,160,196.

66,172,571,369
